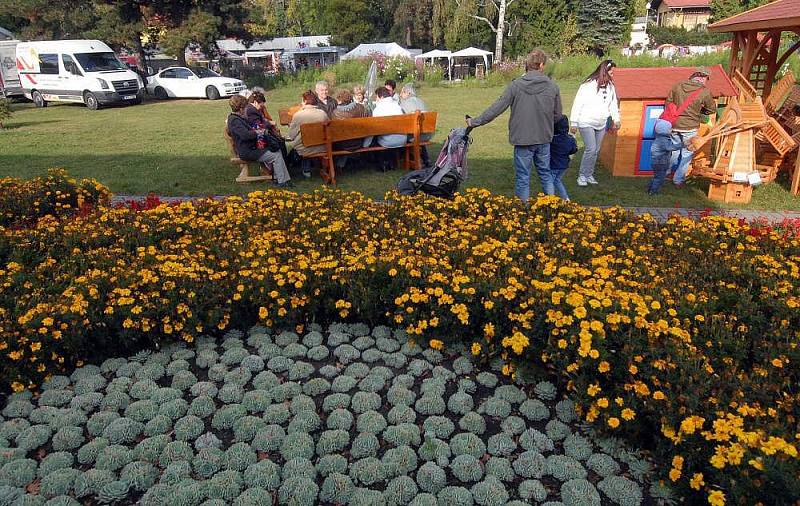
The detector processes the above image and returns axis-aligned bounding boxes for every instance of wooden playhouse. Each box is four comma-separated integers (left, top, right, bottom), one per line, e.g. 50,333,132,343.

599,64,738,177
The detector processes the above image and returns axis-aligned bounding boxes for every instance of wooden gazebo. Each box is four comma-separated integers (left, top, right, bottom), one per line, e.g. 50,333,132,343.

709,0,800,194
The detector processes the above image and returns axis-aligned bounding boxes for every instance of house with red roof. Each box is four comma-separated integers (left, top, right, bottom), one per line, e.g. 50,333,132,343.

653,0,712,30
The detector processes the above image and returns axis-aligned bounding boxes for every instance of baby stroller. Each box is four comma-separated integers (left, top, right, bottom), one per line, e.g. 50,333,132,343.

396,125,473,199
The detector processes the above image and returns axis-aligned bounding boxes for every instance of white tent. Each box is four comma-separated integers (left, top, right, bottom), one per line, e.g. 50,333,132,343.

415,49,453,80
449,47,493,78
342,42,411,60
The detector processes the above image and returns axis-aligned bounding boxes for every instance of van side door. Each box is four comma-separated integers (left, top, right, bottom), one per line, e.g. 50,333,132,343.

59,54,85,102
35,53,61,101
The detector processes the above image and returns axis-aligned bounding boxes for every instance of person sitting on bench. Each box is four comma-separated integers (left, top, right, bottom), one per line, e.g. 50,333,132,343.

227,94,293,188
371,87,407,171
399,83,432,168
286,90,329,178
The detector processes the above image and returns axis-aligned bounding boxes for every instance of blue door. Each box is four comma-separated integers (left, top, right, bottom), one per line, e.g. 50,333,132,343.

638,104,664,174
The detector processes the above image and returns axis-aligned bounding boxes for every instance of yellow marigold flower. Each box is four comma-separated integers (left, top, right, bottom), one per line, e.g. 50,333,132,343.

388,268,398,276
707,490,725,506
557,339,567,349
11,381,25,393
588,349,600,359
597,397,609,408
690,473,705,490
471,343,481,356
629,364,638,375
621,408,635,421
672,455,684,470
748,458,764,470
607,417,620,428
653,391,666,400
429,339,444,350
651,301,661,310
771,358,783,368
29,342,41,352
598,361,610,373
258,306,268,319
587,384,601,397
695,314,705,322
573,306,587,319
668,468,681,482
484,300,494,310
484,323,495,339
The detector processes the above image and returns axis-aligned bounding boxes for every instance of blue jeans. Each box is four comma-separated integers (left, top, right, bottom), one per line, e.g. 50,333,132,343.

648,133,684,193
670,129,697,184
551,168,569,200
513,144,551,202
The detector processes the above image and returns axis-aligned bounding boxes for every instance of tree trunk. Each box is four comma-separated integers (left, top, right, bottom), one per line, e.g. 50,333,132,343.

177,46,187,67
495,0,506,62
134,34,148,75
406,26,412,47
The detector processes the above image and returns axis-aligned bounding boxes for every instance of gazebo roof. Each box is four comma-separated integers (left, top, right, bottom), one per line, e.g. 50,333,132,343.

709,0,800,32
451,47,492,58
415,49,452,59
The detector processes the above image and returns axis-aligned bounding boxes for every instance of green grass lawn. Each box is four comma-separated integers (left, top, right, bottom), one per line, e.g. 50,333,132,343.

2,80,799,210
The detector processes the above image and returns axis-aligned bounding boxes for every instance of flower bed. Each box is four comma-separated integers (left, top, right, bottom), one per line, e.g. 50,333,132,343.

1,177,798,503
0,323,656,505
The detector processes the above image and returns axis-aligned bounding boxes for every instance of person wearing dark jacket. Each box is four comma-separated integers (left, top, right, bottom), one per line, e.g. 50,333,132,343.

549,115,578,201
468,48,563,202
226,94,292,188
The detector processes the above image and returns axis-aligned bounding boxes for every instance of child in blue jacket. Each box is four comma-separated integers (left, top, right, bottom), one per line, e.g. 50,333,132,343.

550,115,578,200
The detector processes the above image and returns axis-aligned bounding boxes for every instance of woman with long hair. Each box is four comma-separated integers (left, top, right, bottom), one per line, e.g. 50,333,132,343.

569,59,621,187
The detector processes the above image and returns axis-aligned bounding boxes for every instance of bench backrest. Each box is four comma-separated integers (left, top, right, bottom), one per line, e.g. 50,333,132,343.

299,112,438,148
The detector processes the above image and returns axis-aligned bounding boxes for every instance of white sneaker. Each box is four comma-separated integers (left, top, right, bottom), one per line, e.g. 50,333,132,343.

587,175,599,185
577,176,588,187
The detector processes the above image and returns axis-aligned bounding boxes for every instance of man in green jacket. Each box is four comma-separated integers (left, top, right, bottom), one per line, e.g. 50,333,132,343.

666,67,716,188
468,48,563,202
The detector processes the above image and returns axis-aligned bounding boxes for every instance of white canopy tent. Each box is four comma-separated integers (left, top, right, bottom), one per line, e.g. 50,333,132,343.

342,42,412,60
415,49,453,80
449,47,493,79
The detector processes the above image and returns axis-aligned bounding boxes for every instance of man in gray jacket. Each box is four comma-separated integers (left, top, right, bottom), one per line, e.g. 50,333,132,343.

468,49,563,202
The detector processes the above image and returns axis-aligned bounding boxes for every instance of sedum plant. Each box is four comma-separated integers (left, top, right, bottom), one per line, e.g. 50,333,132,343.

561,478,601,506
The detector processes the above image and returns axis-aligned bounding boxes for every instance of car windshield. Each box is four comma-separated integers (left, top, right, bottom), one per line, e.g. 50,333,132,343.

191,67,220,78
74,52,126,72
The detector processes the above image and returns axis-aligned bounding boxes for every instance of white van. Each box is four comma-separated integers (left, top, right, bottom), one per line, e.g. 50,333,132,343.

16,39,144,110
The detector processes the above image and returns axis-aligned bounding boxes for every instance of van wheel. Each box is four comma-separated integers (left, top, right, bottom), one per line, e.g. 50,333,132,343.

154,87,168,100
206,86,220,100
84,92,100,110
32,91,47,108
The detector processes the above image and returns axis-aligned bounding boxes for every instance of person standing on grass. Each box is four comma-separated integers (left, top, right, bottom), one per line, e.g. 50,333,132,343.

467,49,563,202
569,60,620,187
550,115,578,201
664,67,716,189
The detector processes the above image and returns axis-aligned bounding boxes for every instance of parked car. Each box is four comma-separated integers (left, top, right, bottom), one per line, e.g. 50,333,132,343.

16,39,144,109
146,66,246,100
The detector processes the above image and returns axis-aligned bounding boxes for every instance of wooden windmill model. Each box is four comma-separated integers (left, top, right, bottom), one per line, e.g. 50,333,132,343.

688,70,798,203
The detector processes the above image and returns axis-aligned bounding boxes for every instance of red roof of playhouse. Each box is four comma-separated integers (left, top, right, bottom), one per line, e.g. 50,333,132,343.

709,0,800,31
611,64,738,100
661,0,710,8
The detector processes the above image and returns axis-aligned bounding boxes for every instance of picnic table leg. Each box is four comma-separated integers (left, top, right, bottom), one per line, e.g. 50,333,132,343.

328,156,336,186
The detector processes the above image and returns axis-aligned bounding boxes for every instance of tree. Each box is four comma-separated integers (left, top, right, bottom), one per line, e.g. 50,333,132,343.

710,0,766,22
456,0,517,61
88,1,149,72
323,0,377,47
506,0,571,56
576,0,633,55
391,0,433,48
0,0,95,40
147,0,250,65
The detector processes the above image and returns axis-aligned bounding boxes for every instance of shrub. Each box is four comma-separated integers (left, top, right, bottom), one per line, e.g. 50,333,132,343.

471,477,509,506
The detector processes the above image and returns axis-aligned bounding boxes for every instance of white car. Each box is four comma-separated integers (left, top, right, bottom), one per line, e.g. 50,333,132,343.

146,66,246,100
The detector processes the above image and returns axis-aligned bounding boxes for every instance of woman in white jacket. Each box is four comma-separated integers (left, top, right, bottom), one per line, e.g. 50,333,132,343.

569,60,620,187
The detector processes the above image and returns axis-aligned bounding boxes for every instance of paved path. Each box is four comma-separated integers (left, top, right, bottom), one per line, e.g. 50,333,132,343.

111,195,800,224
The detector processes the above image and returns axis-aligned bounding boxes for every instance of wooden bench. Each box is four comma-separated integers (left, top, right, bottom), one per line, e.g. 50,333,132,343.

297,111,437,185
224,127,274,184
